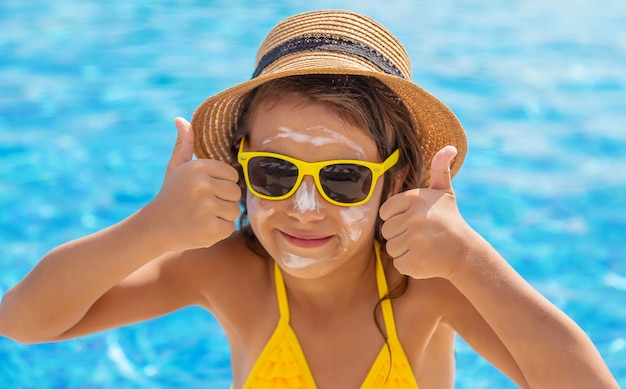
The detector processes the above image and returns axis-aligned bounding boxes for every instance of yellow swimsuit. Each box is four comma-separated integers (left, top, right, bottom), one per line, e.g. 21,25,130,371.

241,242,420,388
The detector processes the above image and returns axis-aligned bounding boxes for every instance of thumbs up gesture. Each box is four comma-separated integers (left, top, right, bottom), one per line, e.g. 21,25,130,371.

379,146,472,280
143,118,241,252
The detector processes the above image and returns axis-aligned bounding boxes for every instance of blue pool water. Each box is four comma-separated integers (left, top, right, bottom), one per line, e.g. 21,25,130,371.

1,0,625,387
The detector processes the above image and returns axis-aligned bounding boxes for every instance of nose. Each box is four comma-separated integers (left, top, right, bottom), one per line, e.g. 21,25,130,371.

287,176,325,219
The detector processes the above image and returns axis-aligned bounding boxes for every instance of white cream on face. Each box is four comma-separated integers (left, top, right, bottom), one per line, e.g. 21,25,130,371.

338,205,373,243
247,107,381,273
281,253,318,270
263,126,367,159
247,193,275,242
293,180,320,213
249,189,334,271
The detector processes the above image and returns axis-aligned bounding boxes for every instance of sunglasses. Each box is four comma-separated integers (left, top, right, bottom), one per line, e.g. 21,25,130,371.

238,137,399,206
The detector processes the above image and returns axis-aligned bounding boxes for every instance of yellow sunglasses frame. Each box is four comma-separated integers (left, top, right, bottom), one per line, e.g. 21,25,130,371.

237,137,400,207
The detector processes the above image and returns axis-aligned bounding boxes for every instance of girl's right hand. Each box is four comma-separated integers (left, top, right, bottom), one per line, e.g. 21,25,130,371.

142,117,241,252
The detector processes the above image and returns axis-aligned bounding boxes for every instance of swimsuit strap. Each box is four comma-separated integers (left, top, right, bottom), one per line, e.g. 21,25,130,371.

374,241,400,341
273,261,290,322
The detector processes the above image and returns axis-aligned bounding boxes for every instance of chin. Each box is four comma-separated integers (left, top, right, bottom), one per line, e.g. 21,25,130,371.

276,258,339,279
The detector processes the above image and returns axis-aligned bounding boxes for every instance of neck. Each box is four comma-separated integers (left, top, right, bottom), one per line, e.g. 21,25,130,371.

277,242,379,315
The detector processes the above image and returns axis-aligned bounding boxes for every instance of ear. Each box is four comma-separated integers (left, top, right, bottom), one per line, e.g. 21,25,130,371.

387,165,410,199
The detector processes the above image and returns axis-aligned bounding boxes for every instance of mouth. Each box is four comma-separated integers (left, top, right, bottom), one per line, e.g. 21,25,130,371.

280,231,333,249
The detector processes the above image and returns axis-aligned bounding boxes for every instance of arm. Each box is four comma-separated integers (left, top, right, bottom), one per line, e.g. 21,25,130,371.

380,146,619,388
1,211,177,343
0,118,241,343
448,233,614,388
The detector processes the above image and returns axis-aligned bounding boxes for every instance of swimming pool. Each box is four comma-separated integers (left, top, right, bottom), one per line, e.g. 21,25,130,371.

1,0,625,387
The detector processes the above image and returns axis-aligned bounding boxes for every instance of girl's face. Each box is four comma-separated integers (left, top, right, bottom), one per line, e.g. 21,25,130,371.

245,94,386,279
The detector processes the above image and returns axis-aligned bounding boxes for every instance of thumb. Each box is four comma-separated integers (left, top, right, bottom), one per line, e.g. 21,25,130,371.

428,145,457,192
167,117,194,172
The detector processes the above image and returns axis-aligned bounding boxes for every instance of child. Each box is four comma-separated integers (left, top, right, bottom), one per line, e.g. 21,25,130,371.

0,9,618,389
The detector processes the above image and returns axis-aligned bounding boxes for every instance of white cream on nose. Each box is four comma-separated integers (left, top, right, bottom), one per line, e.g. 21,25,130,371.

293,180,320,213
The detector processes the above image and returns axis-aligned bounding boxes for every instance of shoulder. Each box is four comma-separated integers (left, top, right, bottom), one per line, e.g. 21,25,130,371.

380,250,476,341
379,251,452,338
385,253,498,348
169,231,271,293
174,230,264,274
380,257,458,385
167,231,276,328
380,250,470,320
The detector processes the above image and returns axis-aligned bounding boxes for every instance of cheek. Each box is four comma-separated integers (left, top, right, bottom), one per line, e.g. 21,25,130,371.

337,205,377,242
247,193,276,240
339,175,383,242
335,181,384,242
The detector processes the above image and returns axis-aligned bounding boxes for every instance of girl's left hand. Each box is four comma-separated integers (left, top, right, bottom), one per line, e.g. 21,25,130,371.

379,146,476,280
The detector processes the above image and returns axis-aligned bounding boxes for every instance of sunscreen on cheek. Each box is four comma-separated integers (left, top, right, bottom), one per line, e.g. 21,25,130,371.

338,205,372,242
247,194,275,242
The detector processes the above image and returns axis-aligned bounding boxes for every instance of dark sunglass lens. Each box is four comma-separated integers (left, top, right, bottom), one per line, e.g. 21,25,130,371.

248,157,298,197
320,164,372,203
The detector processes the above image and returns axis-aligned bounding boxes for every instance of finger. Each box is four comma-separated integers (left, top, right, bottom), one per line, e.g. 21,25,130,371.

429,145,457,192
206,218,237,243
383,229,411,258
391,251,417,277
211,197,242,222
379,191,412,221
387,239,410,261
167,117,195,172
211,177,242,202
380,214,408,241
188,158,241,184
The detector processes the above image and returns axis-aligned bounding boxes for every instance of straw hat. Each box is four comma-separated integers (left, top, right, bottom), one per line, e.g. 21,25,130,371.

191,9,467,187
